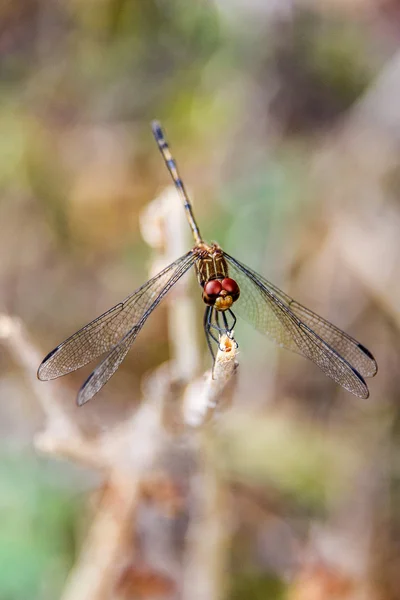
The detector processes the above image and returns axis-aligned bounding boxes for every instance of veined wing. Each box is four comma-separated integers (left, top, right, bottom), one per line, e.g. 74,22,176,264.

77,327,138,406
263,278,377,378
223,252,376,398
76,252,197,405
38,252,196,382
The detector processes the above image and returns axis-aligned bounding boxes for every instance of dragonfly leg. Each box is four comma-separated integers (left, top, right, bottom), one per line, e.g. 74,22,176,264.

213,310,227,333
227,309,236,331
212,310,229,351
207,306,220,341
204,306,217,361
212,309,235,334
212,309,219,331
208,309,219,333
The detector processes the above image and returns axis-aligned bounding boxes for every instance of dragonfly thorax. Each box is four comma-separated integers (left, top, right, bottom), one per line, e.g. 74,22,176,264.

202,277,240,311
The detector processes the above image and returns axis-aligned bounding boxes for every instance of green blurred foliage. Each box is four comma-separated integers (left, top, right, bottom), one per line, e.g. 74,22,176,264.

229,572,286,600
215,413,360,511
0,453,79,600
268,11,380,132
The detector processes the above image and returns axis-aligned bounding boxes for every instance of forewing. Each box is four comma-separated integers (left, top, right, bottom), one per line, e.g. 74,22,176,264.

224,253,373,398
38,252,195,381
223,256,300,353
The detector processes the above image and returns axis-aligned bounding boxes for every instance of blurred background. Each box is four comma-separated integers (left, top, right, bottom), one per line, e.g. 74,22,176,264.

0,0,400,598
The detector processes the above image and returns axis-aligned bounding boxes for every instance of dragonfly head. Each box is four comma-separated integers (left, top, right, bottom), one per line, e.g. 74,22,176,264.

203,277,240,311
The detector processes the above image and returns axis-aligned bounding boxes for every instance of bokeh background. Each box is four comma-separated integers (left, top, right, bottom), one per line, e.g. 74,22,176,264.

1,1,400,599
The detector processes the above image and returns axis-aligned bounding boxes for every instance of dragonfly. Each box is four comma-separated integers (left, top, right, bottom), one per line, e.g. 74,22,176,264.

38,121,378,405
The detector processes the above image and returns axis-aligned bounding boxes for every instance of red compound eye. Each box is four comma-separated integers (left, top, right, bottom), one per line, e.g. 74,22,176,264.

222,278,240,295
204,280,222,297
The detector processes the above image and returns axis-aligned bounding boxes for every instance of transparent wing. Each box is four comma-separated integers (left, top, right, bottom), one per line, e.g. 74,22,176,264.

276,291,376,378
245,271,377,378
77,327,138,406
224,252,377,398
38,252,196,381
76,253,197,405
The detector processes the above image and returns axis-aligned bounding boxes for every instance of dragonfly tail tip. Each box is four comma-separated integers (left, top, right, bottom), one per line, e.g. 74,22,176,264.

151,120,162,137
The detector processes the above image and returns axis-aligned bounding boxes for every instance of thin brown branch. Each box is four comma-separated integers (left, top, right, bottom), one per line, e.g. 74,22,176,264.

183,333,239,427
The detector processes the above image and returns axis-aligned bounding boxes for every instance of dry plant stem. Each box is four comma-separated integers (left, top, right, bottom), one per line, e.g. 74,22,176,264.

352,48,400,139
182,446,230,600
60,394,167,600
0,315,106,468
35,434,104,469
330,215,400,328
142,188,238,599
209,334,238,407
335,48,400,321
183,333,239,427
61,470,141,600
0,314,81,439
182,334,238,600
